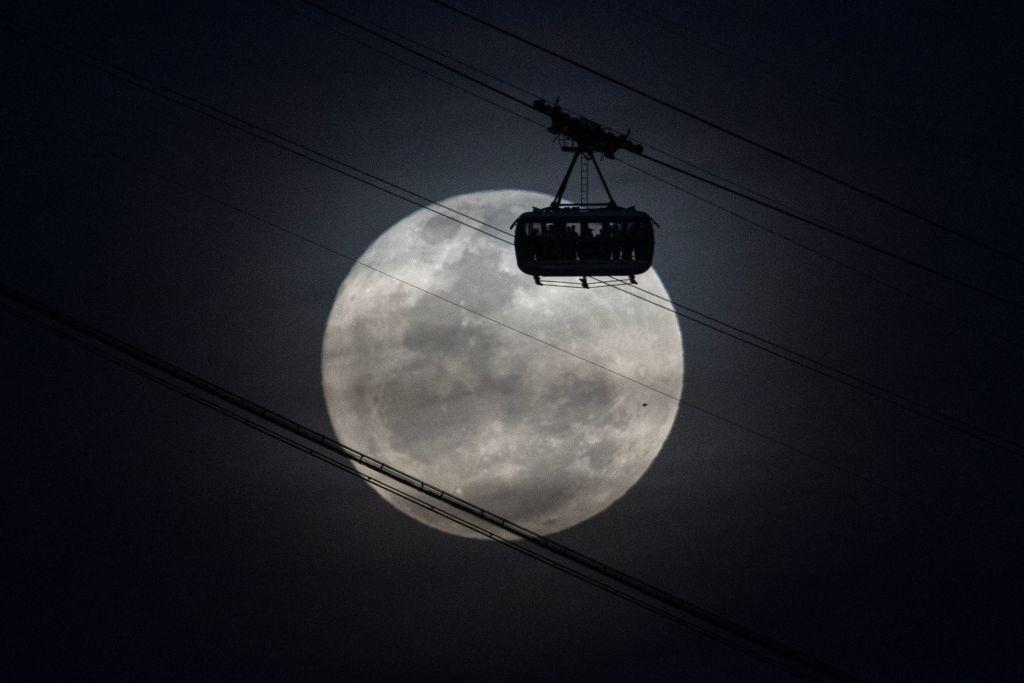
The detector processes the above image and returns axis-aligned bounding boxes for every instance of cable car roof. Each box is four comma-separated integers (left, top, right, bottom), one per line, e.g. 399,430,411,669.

517,204,651,221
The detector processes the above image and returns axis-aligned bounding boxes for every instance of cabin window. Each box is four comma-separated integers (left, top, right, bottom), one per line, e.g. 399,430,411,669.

516,213,651,270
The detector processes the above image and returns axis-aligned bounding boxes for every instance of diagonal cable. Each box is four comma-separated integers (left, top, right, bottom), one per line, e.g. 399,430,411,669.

0,285,860,683
427,0,1024,267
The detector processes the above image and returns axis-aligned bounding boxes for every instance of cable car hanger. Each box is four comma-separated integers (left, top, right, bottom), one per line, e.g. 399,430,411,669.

536,98,642,208
535,98,642,158
513,100,656,289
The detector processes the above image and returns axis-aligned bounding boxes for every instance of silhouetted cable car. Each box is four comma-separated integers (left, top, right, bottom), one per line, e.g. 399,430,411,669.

514,206,654,280
514,100,655,288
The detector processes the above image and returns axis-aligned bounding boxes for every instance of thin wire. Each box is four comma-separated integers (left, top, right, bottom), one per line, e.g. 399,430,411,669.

0,100,680,408
277,0,1024,355
616,157,1022,348
0,35,918,500
268,6,1024,445
0,23,512,247
116,162,924,498
616,3,1019,177
5,23,1010,476
0,15,999,671
637,151,1024,312
427,0,1024,267
9,104,916,504
271,0,545,130
291,1,1024,312
0,306,731,644
295,0,534,109
0,308,810,680
333,0,546,102
0,290,859,683
593,275,1022,453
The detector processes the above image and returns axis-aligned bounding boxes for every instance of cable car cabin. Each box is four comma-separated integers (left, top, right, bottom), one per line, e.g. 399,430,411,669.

514,206,654,279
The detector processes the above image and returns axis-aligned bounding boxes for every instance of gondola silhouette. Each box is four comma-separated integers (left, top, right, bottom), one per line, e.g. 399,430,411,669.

513,101,654,288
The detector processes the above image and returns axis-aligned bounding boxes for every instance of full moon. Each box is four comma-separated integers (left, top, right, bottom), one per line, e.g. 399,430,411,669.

322,189,683,538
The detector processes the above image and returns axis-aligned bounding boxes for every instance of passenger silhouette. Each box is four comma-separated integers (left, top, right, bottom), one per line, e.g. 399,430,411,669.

608,223,622,260
514,209,654,281
580,223,595,263
564,223,579,261
541,223,558,261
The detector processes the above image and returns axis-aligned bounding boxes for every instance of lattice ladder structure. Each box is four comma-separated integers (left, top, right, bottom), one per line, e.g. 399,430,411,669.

579,152,589,205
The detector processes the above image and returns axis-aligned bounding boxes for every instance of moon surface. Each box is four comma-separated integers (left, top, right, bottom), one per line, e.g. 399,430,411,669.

322,189,683,538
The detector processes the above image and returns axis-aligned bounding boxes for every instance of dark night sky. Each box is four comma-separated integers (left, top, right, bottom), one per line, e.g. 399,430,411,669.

3,1,1023,679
